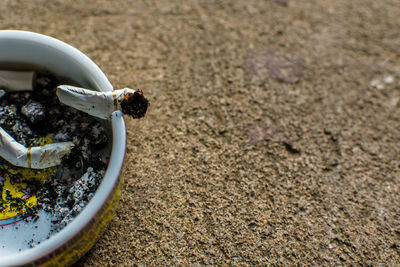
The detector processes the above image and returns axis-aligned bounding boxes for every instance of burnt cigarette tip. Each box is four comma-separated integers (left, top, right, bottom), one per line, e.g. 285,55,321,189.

120,89,149,119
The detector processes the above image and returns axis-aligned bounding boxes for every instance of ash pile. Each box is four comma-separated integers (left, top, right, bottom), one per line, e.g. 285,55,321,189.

0,72,109,234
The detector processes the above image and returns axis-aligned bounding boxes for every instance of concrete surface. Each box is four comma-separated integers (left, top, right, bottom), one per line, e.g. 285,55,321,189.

1,0,399,265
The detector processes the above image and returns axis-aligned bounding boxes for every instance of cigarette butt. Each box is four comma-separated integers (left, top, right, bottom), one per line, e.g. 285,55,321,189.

57,85,115,119
0,127,28,166
57,85,148,119
0,70,35,92
0,127,74,169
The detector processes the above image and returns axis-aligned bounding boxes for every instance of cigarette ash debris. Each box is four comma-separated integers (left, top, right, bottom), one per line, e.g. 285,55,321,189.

21,101,46,124
0,72,109,241
37,167,105,233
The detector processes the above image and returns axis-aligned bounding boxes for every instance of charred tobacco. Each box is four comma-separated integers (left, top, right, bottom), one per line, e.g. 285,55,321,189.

120,90,149,119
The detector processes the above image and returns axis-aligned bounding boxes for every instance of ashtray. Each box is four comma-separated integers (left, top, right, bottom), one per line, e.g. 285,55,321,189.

0,30,126,266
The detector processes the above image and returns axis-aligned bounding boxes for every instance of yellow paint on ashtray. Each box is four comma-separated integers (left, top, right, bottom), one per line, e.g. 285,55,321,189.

0,136,57,223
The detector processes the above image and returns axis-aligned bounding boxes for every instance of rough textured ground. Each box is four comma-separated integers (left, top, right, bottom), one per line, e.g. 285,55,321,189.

1,0,400,265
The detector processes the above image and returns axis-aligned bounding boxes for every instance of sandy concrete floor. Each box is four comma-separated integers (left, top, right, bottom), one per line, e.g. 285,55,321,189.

1,0,400,265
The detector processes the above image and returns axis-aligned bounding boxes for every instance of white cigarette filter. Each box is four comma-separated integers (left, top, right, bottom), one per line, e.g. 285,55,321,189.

0,127,74,169
0,70,35,92
56,85,149,119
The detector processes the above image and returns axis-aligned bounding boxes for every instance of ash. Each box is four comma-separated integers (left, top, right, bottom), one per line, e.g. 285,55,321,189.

0,72,109,236
38,167,105,233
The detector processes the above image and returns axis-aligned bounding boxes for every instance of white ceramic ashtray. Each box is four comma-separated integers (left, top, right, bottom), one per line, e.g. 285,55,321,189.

0,30,148,266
